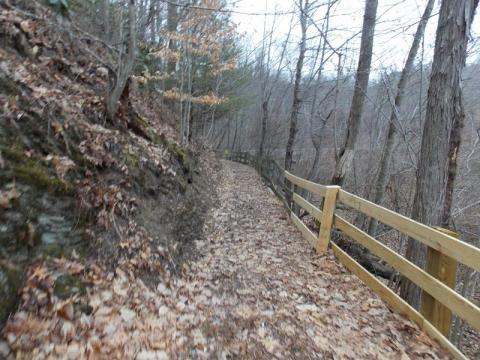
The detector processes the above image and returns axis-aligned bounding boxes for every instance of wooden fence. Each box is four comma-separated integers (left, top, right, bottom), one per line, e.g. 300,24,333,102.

222,151,480,360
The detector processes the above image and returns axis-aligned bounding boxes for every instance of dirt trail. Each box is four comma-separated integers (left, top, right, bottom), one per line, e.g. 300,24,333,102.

176,160,450,359
2,160,451,359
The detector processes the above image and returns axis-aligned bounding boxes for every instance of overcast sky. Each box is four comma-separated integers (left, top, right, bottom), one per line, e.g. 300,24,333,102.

231,0,480,76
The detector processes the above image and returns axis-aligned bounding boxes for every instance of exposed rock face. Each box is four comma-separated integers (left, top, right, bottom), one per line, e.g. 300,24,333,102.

0,178,86,323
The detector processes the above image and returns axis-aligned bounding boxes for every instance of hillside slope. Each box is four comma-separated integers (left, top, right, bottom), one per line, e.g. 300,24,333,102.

0,0,218,335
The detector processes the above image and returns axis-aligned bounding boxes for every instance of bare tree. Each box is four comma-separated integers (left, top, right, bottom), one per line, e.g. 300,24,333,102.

331,0,378,185
166,0,178,90
284,0,309,171
100,0,110,42
367,0,436,236
305,0,335,181
257,9,276,157
400,0,479,308
106,0,137,121
258,20,293,158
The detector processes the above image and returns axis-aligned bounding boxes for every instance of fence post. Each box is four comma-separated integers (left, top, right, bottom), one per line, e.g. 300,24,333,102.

317,186,340,252
285,178,293,211
420,227,458,336
292,184,299,215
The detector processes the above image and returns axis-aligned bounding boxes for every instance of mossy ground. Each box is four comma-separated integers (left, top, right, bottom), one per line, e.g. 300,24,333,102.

1,144,73,193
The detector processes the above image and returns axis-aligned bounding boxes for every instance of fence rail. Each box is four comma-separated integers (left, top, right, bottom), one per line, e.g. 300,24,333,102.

221,151,480,360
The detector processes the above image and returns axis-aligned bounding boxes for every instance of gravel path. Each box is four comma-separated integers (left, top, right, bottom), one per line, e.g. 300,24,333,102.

180,160,450,359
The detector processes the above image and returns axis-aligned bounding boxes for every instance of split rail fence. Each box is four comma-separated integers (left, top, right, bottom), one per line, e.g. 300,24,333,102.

223,151,480,360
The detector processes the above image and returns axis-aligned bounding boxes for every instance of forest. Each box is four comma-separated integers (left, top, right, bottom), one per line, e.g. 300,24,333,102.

0,0,479,358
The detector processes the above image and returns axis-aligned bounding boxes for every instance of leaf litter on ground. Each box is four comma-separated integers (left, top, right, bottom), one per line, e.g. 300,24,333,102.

1,161,452,359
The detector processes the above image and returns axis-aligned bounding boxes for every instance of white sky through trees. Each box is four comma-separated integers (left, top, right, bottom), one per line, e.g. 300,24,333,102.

231,0,480,77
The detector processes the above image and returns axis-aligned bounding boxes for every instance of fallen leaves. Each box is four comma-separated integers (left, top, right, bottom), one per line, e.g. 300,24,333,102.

19,20,35,34
21,265,54,313
0,161,451,359
136,350,168,360
78,124,117,168
296,303,319,312
120,307,136,323
0,187,20,208
45,154,75,179
56,300,74,320
0,2,201,358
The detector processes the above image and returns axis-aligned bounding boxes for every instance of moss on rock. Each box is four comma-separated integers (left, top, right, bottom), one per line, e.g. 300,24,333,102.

12,162,73,193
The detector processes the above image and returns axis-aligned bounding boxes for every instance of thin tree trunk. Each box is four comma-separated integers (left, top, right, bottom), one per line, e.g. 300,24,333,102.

166,0,178,90
258,14,290,158
215,122,229,150
332,53,342,162
149,0,156,44
400,0,478,308
257,8,269,158
331,0,378,186
307,111,331,181
441,115,463,227
306,1,332,182
101,0,110,43
367,0,435,236
284,0,308,172
106,0,136,121
232,115,239,152
258,99,268,157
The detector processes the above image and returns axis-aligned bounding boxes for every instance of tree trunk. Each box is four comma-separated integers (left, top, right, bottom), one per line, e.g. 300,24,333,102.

441,115,463,227
149,0,157,44
106,0,136,121
258,99,268,157
232,115,239,152
284,0,308,172
258,21,291,158
367,0,435,236
100,0,110,42
331,0,378,186
306,2,331,182
166,0,178,90
307,111,331,181
400,0,478,308
257,10,269,158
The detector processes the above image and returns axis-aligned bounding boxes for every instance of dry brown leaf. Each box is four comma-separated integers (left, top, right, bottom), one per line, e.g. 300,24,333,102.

56,301,74,320
19,20,34,33
45,155,75,179
0,187,20,208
